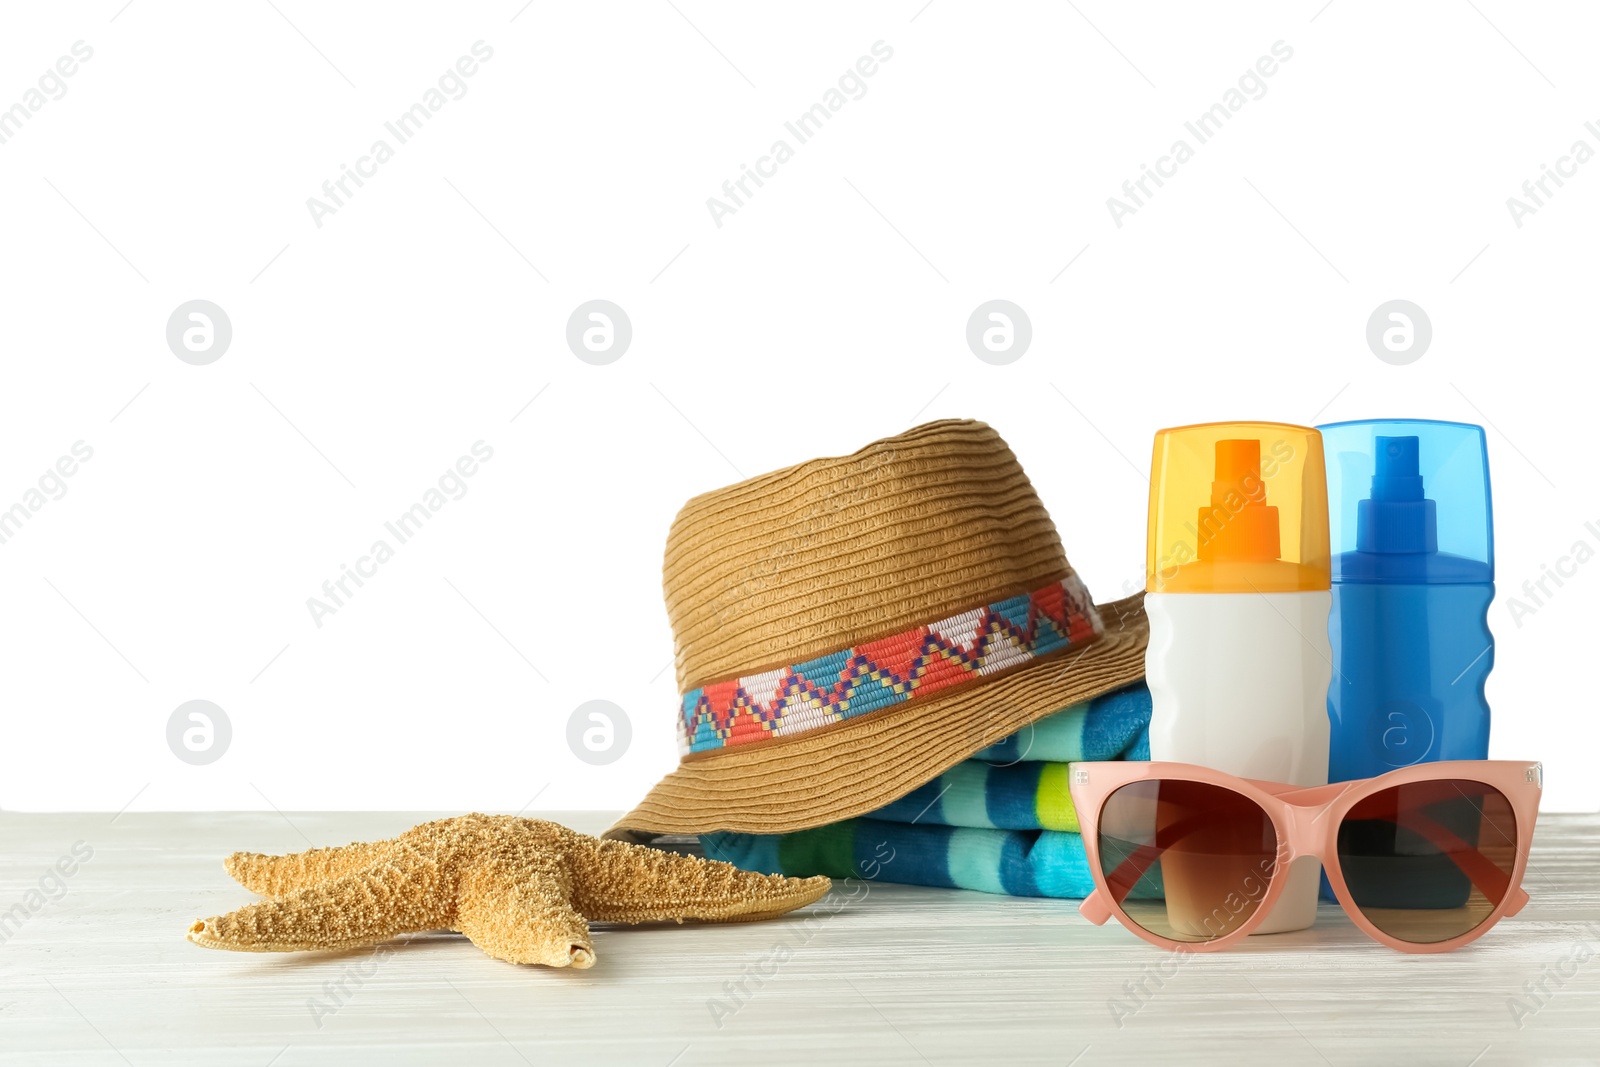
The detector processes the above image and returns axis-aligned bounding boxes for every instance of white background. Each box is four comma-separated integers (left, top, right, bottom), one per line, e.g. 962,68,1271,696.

1,1,1594,814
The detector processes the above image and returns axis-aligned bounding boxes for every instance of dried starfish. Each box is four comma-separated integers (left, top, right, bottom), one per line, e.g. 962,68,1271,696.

187,814,830,968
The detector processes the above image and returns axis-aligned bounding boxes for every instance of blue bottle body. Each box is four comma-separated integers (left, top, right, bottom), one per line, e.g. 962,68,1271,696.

1327,578,1492,779
1317,419,1495,907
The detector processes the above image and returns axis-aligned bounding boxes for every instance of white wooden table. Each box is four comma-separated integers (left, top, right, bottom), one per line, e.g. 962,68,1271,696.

2,811,1596,1066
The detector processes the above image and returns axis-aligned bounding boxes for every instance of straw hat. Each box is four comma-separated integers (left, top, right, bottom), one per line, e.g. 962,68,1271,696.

607,419,1147,841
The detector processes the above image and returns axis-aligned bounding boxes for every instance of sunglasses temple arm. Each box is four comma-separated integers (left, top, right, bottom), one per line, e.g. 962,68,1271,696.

1395,807,1516,904
1078,890,1114,925
1506,885,1531,915
1097,811,1225,906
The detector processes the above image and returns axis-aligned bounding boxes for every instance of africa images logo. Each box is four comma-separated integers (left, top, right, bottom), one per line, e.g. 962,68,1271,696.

305,42,495,228
1105,40,1294,228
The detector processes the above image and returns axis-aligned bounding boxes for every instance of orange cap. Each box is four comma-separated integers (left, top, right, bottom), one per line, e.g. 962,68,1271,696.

1146,422,1330,593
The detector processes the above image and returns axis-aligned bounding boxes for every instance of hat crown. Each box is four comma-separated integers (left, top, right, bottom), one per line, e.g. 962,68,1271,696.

664,420,1076,691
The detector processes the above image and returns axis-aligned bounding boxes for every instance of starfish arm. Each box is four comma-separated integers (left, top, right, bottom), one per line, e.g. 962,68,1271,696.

224,840,396,898
568,838,832,924
188,851,449,953
455,854,595,968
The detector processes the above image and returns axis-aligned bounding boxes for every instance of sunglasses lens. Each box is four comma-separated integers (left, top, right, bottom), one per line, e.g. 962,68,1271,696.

1098,779,1280,943
1336,779,1518,944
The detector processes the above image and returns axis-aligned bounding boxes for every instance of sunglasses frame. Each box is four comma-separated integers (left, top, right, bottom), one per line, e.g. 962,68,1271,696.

1069,759,1542,954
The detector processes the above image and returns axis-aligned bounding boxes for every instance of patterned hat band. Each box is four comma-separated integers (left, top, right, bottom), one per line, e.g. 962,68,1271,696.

677,575,1103,758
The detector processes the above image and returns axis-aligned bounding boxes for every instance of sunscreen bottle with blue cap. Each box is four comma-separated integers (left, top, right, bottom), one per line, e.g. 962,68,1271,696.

1317,420,1494,906
1319,419,1494,774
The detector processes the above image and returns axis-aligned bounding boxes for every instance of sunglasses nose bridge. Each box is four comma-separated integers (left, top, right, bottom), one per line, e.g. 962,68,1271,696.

1276,801,1335,864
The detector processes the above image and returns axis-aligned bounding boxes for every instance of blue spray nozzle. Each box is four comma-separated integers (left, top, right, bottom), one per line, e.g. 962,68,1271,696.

1371,436,1423,501
1358,435,1435,554
1318,420,1493,583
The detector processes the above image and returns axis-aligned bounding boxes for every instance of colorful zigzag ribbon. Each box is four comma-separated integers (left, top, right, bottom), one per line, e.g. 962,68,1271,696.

678,575,1101,756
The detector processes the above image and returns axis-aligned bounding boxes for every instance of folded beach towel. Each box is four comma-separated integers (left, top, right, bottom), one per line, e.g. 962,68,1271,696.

874,684,1151,832
704,817,1104,898
968,682,1151,766
702,681,1154,899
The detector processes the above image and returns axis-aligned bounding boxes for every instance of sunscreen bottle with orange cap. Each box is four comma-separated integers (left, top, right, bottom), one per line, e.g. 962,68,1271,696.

1144,422,1332,935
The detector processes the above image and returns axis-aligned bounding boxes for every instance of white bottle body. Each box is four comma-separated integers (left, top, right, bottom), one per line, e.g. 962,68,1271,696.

1145,589,1331,934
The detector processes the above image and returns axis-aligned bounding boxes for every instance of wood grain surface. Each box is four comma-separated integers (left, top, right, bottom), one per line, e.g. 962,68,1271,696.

1,811,1596,1066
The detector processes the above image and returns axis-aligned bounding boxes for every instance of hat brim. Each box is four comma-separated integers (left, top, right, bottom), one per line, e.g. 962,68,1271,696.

605,593,1148,842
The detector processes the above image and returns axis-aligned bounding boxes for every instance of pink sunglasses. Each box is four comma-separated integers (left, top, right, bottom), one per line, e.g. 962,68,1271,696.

1068,760,1542,953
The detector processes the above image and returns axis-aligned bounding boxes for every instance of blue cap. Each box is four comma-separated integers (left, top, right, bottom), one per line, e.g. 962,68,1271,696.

1318,419,1493,583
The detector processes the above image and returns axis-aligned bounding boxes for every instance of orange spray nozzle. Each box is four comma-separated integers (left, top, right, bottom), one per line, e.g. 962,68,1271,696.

1196,439,1281,563
1211,439,1265,506
1146,422,1329,593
